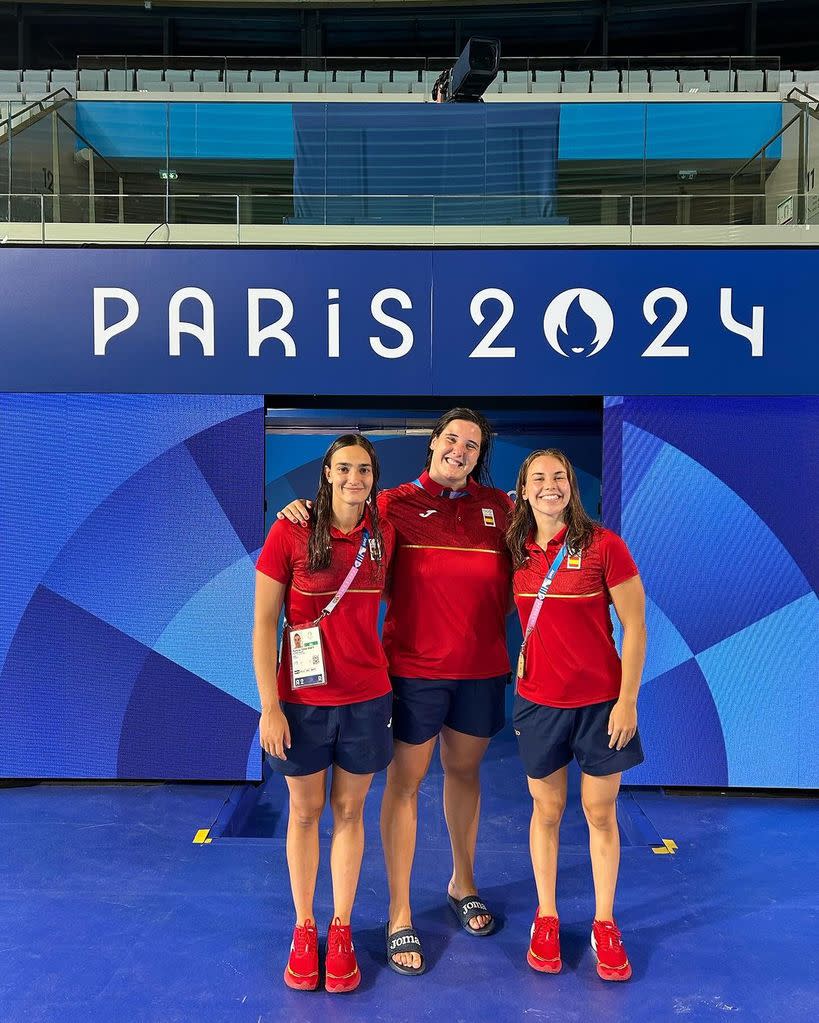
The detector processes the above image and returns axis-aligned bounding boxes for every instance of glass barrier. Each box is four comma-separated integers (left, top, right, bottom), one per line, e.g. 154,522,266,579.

5,193,817,237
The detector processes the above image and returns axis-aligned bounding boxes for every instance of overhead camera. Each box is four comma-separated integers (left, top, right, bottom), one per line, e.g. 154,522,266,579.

432,37,500,103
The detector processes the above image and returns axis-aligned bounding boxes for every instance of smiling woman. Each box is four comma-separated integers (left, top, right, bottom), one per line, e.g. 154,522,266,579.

253,433,396,994
507,448,647,982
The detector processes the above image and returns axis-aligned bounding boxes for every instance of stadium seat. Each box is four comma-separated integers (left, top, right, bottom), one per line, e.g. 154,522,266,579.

51,69,78,88
503,70,531,94
765,70,781,90
79,69,106,91
531,71,561,92
164,69,192,85
172,81,201,92
0,70,21,86
354,81,381,94
22,70,49,85
591,70,620,92
250,70,277,84
737,70,764,92
392,69,421,85
193,70,222,84
794,69,819,82
140,81,168,93
261,81,290,93
136,69,163,90
278,69,307,84
650,70,679,91
50,80,77,97
291,80,321,93
381,81,410,94
21,87,49,102
226,70,249,86
364,70,391,83
231,81,259,93
0,77,20,94
707,69,735,91
106,69,133,91
680,70,707,91
624,69,650,91
306,69,326,85
334,70,363,84
201,81,226,93
563,70,590,91
326,80,351,93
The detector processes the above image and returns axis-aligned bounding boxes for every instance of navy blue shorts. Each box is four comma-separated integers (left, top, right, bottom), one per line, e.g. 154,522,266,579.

391,675,508,745
513,695,644,779
266,692,393,777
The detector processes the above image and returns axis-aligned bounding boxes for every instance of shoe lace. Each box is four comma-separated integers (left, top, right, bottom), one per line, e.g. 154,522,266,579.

293,920,315,956
328,917,352,956
597,921,622,950
534,915,557,942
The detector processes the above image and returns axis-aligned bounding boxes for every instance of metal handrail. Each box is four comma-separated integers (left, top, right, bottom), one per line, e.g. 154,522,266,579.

0,87,73,127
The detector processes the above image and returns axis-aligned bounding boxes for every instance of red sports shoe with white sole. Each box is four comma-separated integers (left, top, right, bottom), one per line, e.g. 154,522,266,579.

325,917,361,993
527,912,562,973
283,919,319,991
591,919,632,981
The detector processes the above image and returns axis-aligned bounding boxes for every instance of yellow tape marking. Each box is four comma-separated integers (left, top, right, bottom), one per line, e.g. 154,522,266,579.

652,838,678,855
193,828,211,844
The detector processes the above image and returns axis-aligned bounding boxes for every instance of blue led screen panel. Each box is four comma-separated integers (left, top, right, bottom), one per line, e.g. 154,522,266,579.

603,396,819,789
0,395,264,781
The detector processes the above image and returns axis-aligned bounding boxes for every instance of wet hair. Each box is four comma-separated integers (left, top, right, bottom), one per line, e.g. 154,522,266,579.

307,433,384,573
423,407,494,486
505,448,598,570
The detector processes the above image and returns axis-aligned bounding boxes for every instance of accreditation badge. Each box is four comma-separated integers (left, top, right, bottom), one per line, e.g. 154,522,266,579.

482,507,496,528
566,549,582,570
288,624,328,690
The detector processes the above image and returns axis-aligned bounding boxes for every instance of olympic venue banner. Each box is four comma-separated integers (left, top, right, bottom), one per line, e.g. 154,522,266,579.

0,247,817,396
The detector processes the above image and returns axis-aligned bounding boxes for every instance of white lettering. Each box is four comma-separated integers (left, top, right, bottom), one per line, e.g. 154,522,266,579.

93,287,139,356
642,287,689,357
369,288,414,359
469,287,515,358
327,287,340,358
720,288,764,357
248,289,296,358
168,287,215,357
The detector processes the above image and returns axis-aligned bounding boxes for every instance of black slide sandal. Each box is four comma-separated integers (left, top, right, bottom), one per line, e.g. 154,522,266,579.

386,923,426,976
447,894,496,936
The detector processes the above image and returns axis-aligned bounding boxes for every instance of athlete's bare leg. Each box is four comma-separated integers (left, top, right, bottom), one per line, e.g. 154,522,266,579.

581,771,622,920
328,766,375,925
284,771,327,924
527,766,569,917
380,736,437,970
440,726,492,930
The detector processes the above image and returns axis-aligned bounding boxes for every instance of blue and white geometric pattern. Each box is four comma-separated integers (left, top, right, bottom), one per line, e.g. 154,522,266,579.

0,395,264,780
604,397,819,788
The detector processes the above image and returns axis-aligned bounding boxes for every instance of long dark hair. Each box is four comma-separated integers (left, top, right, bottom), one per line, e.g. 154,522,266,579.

423,407,494,486
506,449,598,570
307,434,384,573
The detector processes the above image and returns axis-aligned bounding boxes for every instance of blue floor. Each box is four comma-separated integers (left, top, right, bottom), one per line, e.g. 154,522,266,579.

1,728,816,1023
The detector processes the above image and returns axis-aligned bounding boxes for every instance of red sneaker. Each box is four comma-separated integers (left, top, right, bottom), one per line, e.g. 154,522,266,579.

325,917,361,993
527,912,561,973
591,919,632,981
283,919,319,991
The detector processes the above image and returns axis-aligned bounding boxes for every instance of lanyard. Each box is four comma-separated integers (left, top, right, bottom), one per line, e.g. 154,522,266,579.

522,543,568,645
317,529,370,621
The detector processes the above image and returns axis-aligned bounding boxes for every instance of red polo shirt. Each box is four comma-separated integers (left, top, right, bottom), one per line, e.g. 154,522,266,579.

256,511,395,706
513,525,639,707
379,471,513,680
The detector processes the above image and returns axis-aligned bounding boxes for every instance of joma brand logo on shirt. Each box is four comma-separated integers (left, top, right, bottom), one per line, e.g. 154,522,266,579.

419,509,438,518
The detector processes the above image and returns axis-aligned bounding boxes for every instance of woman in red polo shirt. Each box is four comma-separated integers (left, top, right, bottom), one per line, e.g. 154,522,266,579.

507,449,646,983
278,408,512,975
254,434,395,994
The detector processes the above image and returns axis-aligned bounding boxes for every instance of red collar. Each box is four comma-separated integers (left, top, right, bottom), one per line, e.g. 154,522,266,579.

416,469,479,499
524,524,568,553
329,505,373,540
